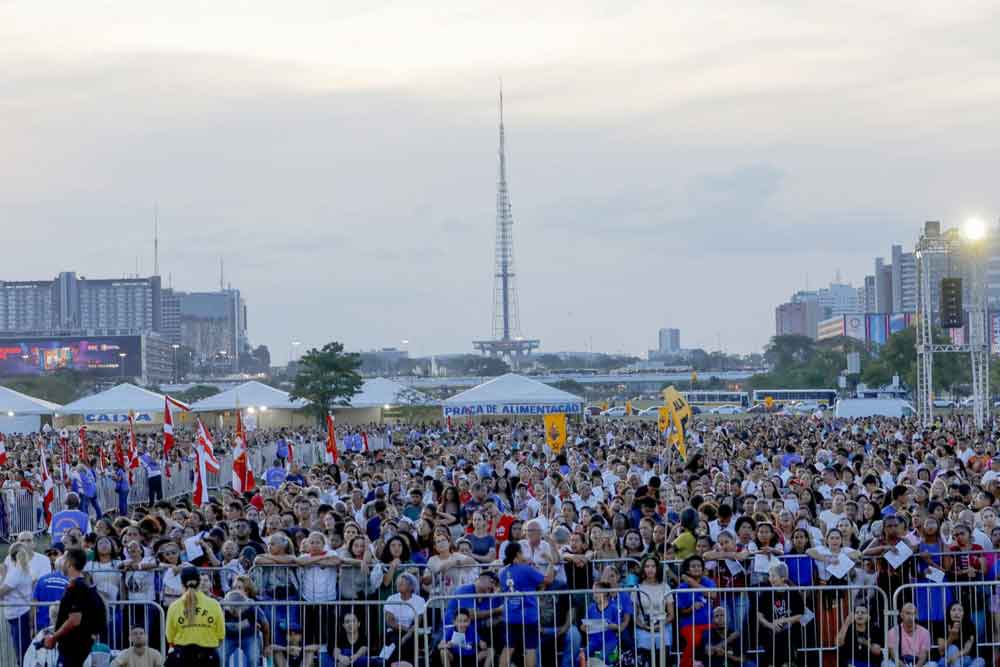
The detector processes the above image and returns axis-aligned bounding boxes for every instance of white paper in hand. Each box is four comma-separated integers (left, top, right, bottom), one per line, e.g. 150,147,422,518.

753,554,773,574
925,567,946,583
379,644,396,660
826,553,855,580
883,542,913,569
183,535,204,562
800,608,815,626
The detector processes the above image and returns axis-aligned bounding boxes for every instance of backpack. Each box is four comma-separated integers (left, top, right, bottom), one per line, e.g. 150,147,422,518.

83,583,107,638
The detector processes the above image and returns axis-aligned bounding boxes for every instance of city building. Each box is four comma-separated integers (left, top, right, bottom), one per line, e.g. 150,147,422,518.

818,313,914,344
775,300,820,339
862,275,876,313
891,245,917,313
657,328,681,355
176,289,247,372
0,273,161,334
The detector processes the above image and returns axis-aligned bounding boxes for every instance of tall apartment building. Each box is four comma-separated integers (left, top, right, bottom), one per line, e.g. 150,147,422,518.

176,289,247,371
891,245,917,313
657,328,681,355
776,300,820,339
0,272,161,334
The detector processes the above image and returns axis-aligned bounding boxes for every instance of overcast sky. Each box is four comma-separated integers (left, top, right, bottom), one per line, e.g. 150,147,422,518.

3,2,1000,360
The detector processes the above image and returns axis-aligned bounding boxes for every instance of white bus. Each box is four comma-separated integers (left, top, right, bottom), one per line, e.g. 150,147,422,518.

751,388,838,406
682,391,750,407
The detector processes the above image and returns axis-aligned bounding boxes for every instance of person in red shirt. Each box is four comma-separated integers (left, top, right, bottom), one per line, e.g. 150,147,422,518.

485,499,515,555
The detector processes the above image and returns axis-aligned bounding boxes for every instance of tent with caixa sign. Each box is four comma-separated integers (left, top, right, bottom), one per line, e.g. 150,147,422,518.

0,385,61,434
56,383,166,431
442,373,584,421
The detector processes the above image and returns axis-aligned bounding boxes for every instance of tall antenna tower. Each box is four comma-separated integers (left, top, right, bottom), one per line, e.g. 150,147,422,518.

153,204,160,276
473,83,540,364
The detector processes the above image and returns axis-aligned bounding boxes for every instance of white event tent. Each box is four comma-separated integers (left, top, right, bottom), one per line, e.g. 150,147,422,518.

0,385,61,434
337,377,433,424
58,383,166,429
442,373,583,418
190,380,311,428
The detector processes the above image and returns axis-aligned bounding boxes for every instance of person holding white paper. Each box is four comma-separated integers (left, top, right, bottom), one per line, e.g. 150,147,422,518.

807,529,861,586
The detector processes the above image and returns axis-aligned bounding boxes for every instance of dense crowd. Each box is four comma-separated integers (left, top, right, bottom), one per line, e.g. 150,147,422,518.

1,413,1000,667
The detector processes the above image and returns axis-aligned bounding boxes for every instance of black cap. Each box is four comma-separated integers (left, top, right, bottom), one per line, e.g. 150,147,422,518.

180,566,200,587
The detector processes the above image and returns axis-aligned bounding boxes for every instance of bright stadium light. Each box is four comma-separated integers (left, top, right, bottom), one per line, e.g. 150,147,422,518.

247,407,256,414
6,411,13,417
383,404,391,409
259,406,268,412
963,217,987,241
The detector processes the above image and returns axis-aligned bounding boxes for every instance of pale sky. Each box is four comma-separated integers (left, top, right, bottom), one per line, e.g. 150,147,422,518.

3,1,1000,360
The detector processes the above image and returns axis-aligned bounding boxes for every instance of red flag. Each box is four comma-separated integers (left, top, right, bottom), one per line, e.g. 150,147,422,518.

77,426,87,461
40,444,54,526
286,441,295,470
163,398,175,478
0,433,7,466
362,431,369,453
114,434,125,469
446,416,452,433
326,414,338,464
127,413,140,483
193,419,220,506
232,411,255,494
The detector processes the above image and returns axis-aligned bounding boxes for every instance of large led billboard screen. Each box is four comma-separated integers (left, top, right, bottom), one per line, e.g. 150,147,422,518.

0,336,141,377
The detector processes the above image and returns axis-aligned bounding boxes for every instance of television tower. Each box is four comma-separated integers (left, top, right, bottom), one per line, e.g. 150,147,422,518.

473,83,540,364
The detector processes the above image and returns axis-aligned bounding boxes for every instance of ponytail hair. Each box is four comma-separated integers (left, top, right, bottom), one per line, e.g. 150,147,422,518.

182,577,199,624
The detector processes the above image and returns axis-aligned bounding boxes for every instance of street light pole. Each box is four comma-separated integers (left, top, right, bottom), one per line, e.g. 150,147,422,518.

171,344,180,383
119,352,127,381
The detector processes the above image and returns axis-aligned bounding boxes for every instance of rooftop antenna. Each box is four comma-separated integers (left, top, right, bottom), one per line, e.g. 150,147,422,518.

135,255,140,278
835,268,842,284
153,204,160,277
220,257,224,291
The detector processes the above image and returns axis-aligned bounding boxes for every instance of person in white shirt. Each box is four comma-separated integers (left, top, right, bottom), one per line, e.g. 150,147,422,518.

4,532,51,582
818,495,848,533
0,543,35,657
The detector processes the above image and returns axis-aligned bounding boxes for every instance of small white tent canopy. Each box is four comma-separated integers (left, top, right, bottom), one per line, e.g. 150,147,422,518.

190,380,309,412
442,373,583,417
0,385,61,434
348,378,432,408
61,383,165,415
0,385,61,415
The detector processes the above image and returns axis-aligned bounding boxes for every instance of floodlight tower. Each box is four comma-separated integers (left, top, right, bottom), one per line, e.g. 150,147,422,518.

915,220,989,429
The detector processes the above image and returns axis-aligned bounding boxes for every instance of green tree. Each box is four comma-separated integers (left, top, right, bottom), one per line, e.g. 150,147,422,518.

549,379,587,396
174,384,222,404
764,335,817,371
289,342,364,421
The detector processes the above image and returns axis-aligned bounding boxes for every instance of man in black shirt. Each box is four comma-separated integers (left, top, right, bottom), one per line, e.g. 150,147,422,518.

44,548,105,667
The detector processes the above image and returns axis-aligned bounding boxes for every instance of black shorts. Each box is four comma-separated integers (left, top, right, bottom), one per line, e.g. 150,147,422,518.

301,603,333,646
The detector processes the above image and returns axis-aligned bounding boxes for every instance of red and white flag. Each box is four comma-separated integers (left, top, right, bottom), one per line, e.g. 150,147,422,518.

114,434,125,469
77,426,87,461
162,396,191,478
231,411,255,494
0,433,7,466
325,414,338,464
127,413,140,482
193,419,220,506
446,416,452,433
285,440,295,471
40,444,54,526
362,431,369,454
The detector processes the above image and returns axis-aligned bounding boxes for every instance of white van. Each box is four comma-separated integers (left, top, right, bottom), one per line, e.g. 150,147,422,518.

834,398,915,419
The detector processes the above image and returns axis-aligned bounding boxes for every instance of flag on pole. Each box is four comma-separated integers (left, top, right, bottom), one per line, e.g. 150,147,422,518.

0,433,7,466
362,431,369,454
543,413,567,454
58,429,71,488
446,416,452,433
661,385,692,461
40,444,54,526
77,426,87,461
232,410,255,494
194,419,221,506
127,413,140,482
114,434,125,468
162,396,191,478
325,414,338,464
286,440,295,470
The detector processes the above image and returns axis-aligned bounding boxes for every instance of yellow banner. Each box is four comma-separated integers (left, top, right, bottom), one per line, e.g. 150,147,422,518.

661,385,691,459
625,400,633,416
657,406,670,433
543,413,567,454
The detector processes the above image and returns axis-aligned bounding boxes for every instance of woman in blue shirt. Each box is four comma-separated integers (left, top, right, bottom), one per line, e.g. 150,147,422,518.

584,582,625,664
675,555,716,667
498,541,555,667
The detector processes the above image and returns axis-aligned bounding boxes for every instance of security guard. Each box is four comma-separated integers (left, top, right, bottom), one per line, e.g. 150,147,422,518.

165,566,224,666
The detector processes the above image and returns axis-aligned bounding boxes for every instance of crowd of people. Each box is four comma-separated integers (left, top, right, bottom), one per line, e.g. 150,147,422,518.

0,412,998,667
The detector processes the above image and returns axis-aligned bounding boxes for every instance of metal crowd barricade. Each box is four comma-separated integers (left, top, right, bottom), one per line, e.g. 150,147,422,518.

667,583,889,667
218,597,422,667
0,599,166,664
593,557,643,582
893,580,997,661
1,488,43,538
423,586,655,667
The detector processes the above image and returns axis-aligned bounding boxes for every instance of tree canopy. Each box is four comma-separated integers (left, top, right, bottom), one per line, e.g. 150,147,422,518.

289,341,364,420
